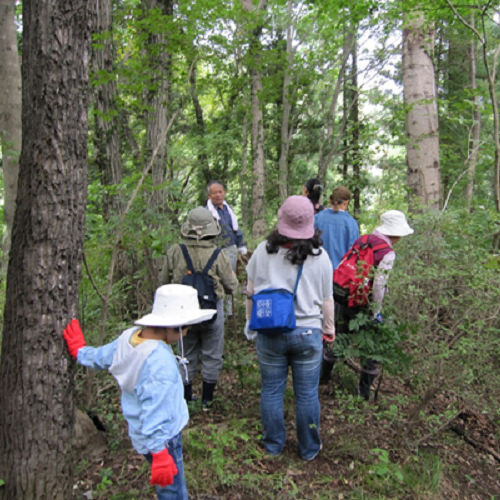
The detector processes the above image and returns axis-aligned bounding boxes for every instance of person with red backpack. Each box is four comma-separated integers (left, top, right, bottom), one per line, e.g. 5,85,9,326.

321,210,413,400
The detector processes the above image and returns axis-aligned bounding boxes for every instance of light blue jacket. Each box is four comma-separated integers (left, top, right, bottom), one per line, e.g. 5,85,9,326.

314,209,360,269
77,327,189,454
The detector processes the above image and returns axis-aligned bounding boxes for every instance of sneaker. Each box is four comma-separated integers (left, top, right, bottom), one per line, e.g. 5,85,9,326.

302,443,322,461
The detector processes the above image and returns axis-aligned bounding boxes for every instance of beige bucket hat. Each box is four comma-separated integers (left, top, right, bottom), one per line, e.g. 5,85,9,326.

181,207,220,240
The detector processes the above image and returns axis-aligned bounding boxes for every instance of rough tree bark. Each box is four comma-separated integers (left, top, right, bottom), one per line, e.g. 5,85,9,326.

277,0,293,202
466,14,480,210
0,0,22,265
350,37,360,215
91,0,123,218
141,0,173,281
143,0,172,208
189,59,210,183
0,0,91,498
242,0,268,240
241,112,249,227
403,11,441,211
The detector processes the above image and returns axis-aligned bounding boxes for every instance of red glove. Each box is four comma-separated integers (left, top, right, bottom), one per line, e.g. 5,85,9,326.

150,448,178,487
63,319,86,359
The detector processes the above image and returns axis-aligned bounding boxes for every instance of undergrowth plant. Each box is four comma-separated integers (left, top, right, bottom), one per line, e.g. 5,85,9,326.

388,208,500,440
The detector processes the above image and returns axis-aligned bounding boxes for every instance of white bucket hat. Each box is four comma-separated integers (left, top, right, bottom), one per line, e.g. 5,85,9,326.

135,284,216,327
375,210,414,237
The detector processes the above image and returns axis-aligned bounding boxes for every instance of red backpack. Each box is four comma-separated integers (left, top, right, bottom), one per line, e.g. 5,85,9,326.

333,235,391,307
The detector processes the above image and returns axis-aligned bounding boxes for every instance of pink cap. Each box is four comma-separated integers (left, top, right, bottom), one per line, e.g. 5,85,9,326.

277,195,315,239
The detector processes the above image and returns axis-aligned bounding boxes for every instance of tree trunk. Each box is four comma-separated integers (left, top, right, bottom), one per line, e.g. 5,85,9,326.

277,0,293,202
91,0,123,218
403,11,441,211
0,0,90,498
143,0,173,208
342,61,349,180
241,111,249,227
242,0,268,240
317,29,354,182
0,0,22,265
466,14,480,210
142,0,173,280
351,38,360,215
189,59,210,183
250,64,266,239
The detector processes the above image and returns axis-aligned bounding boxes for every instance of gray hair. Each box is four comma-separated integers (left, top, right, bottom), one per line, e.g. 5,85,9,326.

207,180,225,193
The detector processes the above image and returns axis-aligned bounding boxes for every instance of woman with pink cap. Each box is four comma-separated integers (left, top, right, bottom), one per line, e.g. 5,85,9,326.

245,195,335,461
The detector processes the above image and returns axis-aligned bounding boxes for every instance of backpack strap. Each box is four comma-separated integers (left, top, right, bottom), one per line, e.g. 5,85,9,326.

372,243,390,251
202,248,222,275
351,234,369,253
292,264,304,298
179,244,195,274
358,235,390,252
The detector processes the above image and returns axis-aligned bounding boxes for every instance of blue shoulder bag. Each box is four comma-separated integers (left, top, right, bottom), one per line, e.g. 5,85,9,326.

249,264,303,335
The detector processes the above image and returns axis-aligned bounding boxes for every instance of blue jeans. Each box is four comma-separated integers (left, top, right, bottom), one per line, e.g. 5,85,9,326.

256,327,322,460
144,432,189,500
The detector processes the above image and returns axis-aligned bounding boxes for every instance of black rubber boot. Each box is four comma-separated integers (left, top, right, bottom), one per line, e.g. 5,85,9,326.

320,348,338,385
358,373,375,400
184,383,197,402
320,359,335,385
202,381,216,409
359,360,378,400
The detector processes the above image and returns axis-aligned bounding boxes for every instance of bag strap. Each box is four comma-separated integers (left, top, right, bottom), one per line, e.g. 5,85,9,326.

179,244,195,273
292,264,304,298
350,235,369,255
372,243,391,252
202,248,222,275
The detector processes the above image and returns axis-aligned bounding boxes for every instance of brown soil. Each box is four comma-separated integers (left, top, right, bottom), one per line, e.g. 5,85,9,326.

73,357,500,500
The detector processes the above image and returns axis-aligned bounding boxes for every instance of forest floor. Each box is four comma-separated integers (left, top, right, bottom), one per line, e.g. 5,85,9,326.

72,330,500,500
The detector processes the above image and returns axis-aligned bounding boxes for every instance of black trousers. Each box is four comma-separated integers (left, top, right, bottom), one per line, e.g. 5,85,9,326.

322,302,379,399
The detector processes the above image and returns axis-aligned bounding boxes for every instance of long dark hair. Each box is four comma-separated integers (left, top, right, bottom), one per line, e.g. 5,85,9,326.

266,229,323,265
304,178,323,205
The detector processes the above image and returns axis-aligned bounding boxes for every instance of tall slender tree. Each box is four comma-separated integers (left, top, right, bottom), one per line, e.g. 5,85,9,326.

91,0,123,218
403,10,441,210
466,13,481,210
242,0,268,240
0,0,22,264
0,0,91,498
277,0,293,202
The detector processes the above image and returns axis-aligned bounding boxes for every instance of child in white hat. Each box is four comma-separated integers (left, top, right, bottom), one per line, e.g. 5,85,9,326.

63,284,216,500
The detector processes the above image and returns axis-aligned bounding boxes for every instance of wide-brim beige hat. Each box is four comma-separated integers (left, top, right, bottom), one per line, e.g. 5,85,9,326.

181,207,220,239
375,210,414,237
135,284,216,327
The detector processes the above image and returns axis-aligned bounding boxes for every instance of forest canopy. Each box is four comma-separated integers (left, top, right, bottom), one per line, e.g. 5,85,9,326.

1,0,500,499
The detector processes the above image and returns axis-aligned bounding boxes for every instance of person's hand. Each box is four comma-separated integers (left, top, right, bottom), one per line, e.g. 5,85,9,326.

244,319,257,341
150,448,178,487
373,313,383,325
63,319,86,359
322,332,335,344
238,246,248,255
